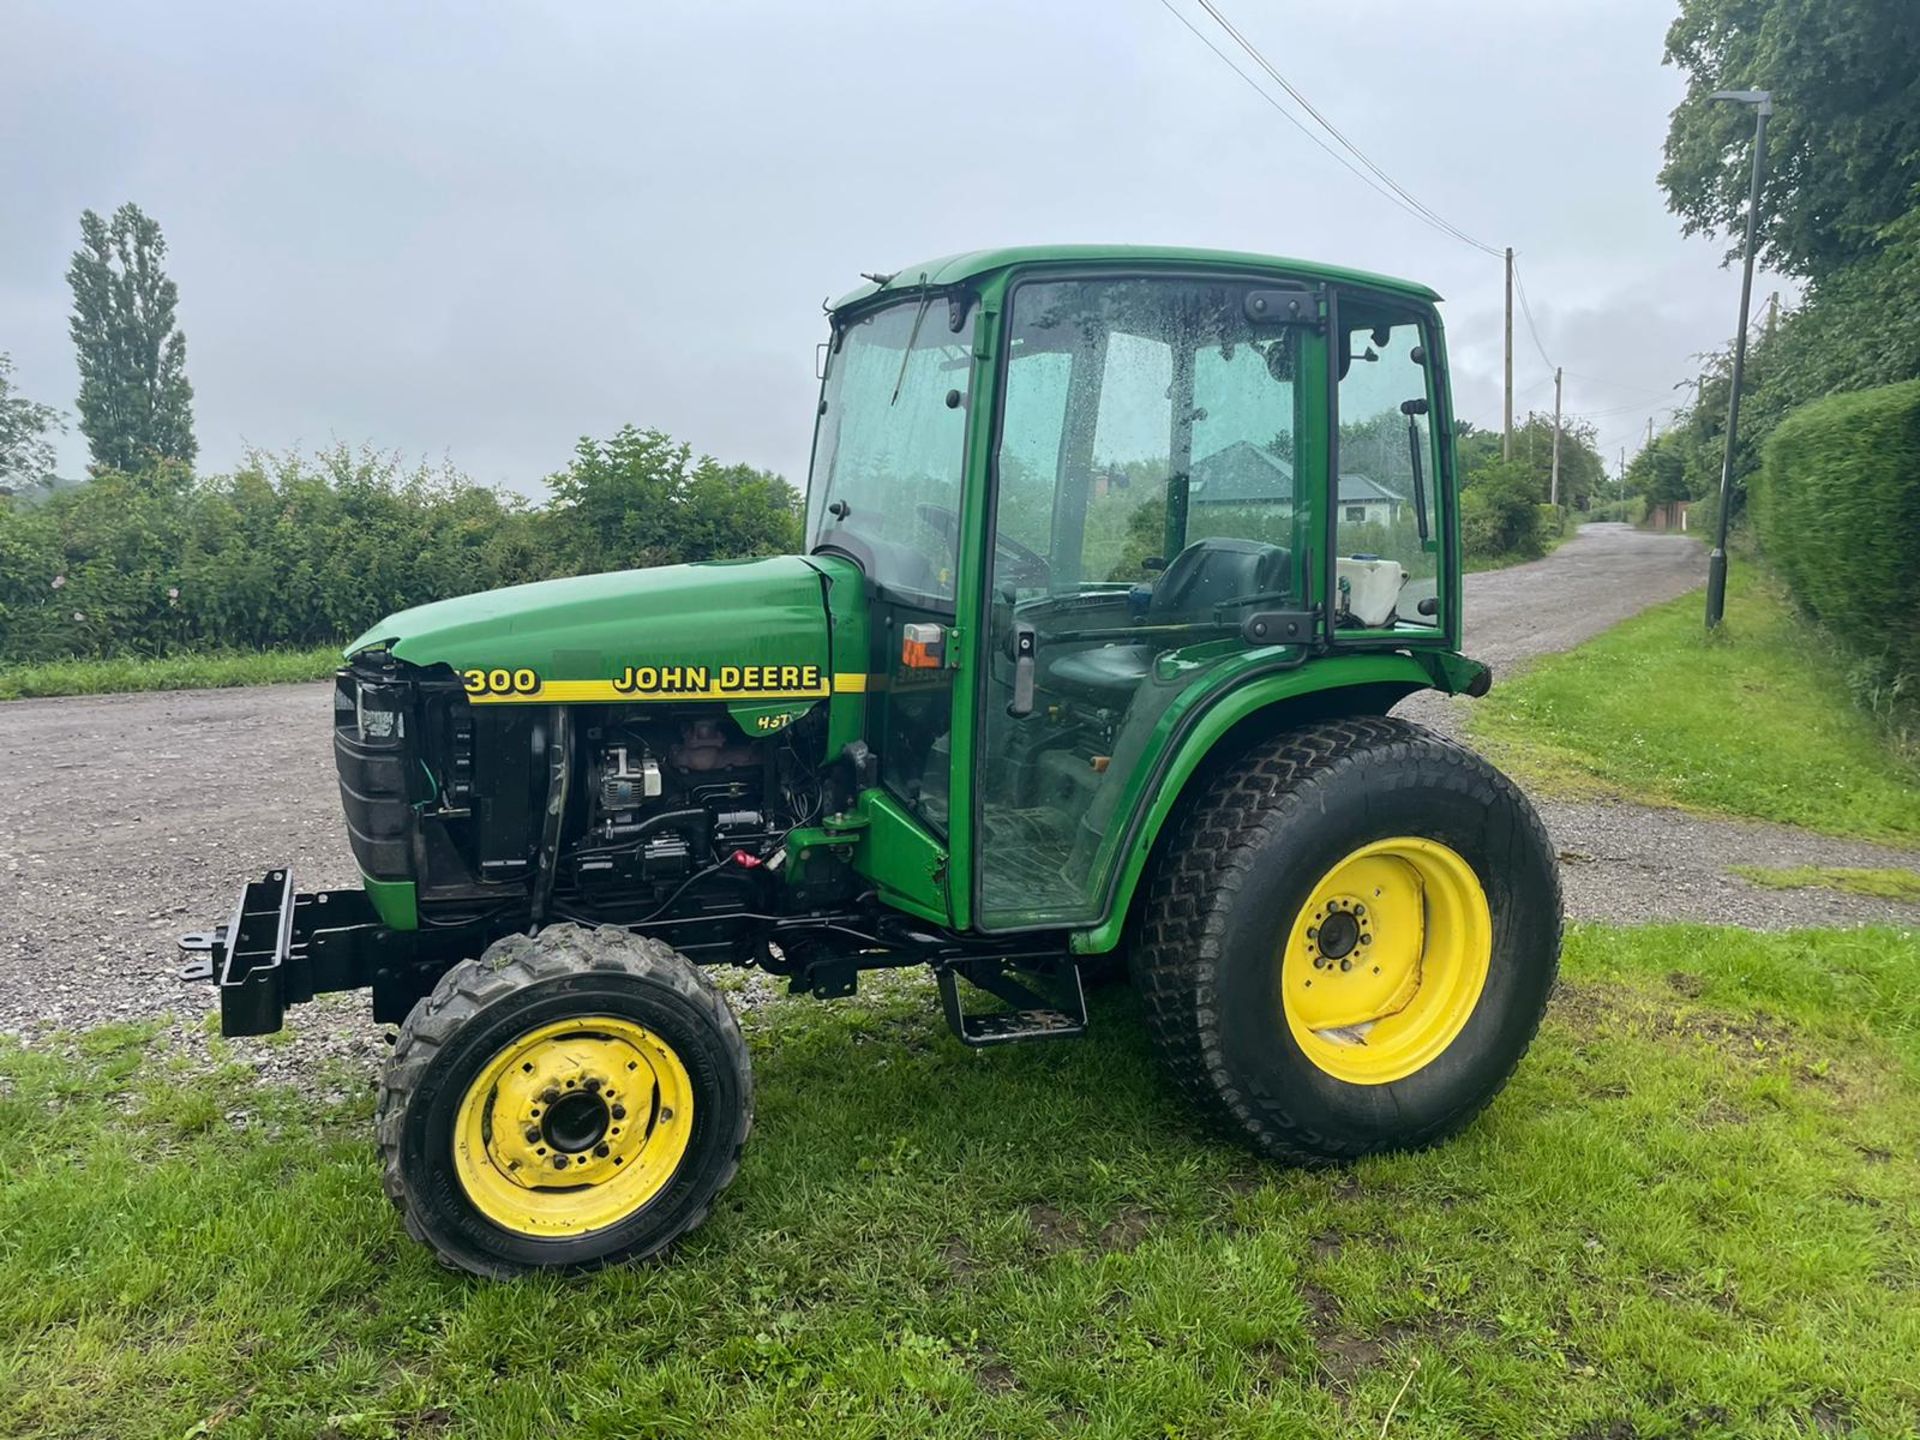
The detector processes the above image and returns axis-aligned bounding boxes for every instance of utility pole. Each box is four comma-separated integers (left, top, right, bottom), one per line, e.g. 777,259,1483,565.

1647,416,1654,448
1549,366,1563,506
1503,247,1514,461
1766,290,1779,342
1705,88,1773,631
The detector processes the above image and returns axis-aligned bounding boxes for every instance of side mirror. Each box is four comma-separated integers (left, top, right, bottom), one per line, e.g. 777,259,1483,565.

1142,555,1167,573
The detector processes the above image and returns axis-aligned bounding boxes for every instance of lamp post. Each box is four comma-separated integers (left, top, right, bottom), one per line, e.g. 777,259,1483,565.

1704,87,1772,631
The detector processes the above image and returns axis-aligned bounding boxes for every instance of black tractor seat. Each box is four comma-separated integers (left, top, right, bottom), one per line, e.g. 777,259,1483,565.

1042,538,1291,699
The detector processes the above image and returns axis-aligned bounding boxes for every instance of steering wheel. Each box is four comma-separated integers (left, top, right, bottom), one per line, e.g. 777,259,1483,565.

916,503,1050,588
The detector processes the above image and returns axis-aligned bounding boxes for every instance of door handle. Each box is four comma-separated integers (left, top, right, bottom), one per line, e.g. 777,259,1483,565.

1007,622,1037,717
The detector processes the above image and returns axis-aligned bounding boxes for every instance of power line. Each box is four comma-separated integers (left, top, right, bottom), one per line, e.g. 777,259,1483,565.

1510,257,1555,373
1188,0,1504,258
1154,0,1504,257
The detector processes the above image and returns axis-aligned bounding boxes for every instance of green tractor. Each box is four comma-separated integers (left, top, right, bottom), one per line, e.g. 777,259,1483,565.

181,246,1560,1277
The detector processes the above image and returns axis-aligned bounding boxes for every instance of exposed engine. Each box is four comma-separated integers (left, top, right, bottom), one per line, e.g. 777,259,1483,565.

560,715,821,917
333,659,830,948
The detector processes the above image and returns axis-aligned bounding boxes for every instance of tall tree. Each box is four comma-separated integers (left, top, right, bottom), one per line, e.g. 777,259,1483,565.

0,353,65,495
66,203,197,474
1658,0,1920,280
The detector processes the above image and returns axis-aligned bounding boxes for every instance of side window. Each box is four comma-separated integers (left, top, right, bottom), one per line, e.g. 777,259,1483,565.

1187,335,1302,554
1083,334,1172,586
1335,309,1440,628
996,349,1071,569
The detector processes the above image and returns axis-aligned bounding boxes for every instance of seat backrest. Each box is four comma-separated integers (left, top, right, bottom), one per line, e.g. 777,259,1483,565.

1146,538,1292,624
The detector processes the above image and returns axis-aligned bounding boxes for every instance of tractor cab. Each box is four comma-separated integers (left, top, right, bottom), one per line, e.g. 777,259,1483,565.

807,248,1464,933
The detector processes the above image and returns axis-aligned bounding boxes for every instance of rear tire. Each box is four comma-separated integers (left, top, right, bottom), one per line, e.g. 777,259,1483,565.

377,924,752,1278
1134,716,1561,1160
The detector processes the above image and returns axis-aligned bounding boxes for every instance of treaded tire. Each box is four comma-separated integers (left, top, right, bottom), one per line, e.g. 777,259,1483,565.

1135,716,1561,1160
377,924,752,1278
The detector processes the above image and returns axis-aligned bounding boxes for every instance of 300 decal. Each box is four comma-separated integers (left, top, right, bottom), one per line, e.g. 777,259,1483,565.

463,667,542,697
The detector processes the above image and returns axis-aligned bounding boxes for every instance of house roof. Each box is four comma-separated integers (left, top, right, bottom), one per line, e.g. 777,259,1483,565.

1337,474,1401,503
1187,444,1404,509
1190,441,1293,504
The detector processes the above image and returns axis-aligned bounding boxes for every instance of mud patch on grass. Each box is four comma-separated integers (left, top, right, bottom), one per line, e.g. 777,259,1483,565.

1026,1204,1079,1254
1098,1206,1155,1251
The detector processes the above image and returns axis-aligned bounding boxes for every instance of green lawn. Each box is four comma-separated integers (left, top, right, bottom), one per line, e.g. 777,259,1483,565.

1734,865,1920,901
4,924,1919,1439
0,644,342,701
1469,567,1920,844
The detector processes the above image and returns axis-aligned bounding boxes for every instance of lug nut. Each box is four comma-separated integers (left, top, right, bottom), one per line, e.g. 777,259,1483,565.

610,1104,627,1120
1340,959,1353,972
584,1077,602,1093
524,1127,541,1144
553,1155,569,1169
659,1107,675,1122
595,1143,611,1158
541,1088,561,1105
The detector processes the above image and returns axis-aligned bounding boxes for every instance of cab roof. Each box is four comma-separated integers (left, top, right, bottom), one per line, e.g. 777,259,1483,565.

828,244,1442,312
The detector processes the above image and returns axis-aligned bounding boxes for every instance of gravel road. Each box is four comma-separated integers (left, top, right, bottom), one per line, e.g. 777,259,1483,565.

2,523,1915,1072
1399,522,1920,929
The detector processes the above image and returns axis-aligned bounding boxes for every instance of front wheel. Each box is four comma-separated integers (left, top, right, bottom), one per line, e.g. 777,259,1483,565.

1134,716,1561,1160
377,925,752,1278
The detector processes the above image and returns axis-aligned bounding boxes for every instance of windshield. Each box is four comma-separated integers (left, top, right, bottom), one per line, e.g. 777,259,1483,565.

805,294,975,604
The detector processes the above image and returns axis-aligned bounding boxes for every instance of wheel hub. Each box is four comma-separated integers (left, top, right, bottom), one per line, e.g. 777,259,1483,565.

1280,838,1492,1085
541,1088,611,1155
452,1018,694,1236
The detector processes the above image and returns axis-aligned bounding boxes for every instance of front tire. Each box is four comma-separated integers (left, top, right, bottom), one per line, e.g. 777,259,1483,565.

1135,716,1561,1160
377,925,752,1278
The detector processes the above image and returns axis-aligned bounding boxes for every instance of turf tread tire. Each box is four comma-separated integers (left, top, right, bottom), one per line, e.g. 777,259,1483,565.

1134,715,1561,1162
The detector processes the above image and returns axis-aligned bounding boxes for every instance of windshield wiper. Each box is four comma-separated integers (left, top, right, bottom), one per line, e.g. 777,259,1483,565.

890,279,934,406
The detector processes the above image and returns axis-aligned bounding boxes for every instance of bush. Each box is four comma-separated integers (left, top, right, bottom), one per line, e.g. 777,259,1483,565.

1756,380,1920,645
1459,460,1542,559
1535,503,1565,541
0,429,801,664
1755,380,1920,734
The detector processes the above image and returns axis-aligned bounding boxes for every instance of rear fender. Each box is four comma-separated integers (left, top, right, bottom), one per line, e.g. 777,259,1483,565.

1068,653,1445,955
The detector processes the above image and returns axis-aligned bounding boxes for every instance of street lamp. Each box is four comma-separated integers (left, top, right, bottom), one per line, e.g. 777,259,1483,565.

1704,87,1772,631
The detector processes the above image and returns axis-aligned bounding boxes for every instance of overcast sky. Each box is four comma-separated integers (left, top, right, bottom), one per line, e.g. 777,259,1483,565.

2,0,1786,496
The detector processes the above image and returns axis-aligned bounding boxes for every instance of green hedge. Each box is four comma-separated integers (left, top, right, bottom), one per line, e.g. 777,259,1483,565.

1756,380,1920,660
0,430,799,665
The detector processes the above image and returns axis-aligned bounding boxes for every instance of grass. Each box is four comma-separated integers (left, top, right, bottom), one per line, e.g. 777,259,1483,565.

1462,529,1571,575
0,644,342,700
3,924,1920,1439
1469,566,1920,844
1732,865,1920,901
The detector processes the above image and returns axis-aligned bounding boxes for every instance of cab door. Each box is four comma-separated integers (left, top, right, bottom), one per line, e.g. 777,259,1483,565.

970,271,1328,930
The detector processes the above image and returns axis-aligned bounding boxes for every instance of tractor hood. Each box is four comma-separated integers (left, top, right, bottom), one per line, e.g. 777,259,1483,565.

345,555,854,705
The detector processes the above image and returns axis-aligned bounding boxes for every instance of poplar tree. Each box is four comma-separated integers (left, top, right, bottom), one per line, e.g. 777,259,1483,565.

66,202,197,474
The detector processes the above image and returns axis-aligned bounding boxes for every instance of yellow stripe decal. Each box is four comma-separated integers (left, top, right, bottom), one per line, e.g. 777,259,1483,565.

466,676,870,705
468,681,832,705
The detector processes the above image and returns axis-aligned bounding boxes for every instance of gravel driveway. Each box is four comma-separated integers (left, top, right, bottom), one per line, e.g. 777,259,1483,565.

1400,522,1920,929
2,524,1915,1074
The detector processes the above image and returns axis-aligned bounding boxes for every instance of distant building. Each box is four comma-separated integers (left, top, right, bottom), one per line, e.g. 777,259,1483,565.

1646,499,1691,533
1188,440,1402,526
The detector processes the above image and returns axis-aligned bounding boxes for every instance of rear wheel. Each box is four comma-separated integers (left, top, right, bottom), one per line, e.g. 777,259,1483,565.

1135,716,1560,1159
377,925,751,1278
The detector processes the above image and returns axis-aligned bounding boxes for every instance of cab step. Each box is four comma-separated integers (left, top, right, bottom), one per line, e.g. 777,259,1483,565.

936,959,1088,1047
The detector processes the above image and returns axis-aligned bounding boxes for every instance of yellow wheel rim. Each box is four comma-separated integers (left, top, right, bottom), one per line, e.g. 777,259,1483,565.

1279,837,1492,1085
452,1017,695,1237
